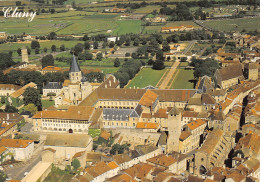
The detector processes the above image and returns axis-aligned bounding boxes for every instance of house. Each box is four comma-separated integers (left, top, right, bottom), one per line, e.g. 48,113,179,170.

0,138,34,161
0,146,9,164
12,62,28,69
146,154,178,173
0,32,7,40
244,63,258,81
179,119,207,153
169,44,181,53
42,82,62,97
161,25,194,33
10,82,37,99
234,132,260,158
107,37,119,42
0,84,21,96
0,113,24,138
214,64,244,89
41,66,62,75
43,134,93,164
32,106,95,133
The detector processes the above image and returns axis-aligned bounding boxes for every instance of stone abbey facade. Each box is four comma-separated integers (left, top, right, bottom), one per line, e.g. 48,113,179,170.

55,56,93,107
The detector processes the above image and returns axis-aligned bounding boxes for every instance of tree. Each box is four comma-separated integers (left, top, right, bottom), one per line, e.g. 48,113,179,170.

82,34,89,41
114,58,120,67
48,32,57,40
4,105,18,113
84,41,90,50
110,144,129,155
96,53,103,61
8,51,13,56
0,53,16,71
1,97,5,104
43,48,47,53
35,48,40,54
93,41,99,49
133,38,140,46
26,47,31,55
60,44,65,51
17,48,22,56
147,59,154,66
23,104,37,115
156,50,164,60
51,45,56,52
153,59,165,70
85,72,105,82
16,1,22,6
11,155,15,162
71,158,80,170
23,87,42,110
109,41,115,48
162,41,170,52
41,54,54,69
0,170,7,182
31,40,40,49
102,42,107,48
74,43,84,56
50,8,55,14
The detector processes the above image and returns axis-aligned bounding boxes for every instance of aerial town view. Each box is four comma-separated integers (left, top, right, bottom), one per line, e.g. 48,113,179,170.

0,0,259,181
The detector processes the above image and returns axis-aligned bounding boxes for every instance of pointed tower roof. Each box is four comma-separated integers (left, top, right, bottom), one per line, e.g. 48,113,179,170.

169,106,180,116
69,56,81,72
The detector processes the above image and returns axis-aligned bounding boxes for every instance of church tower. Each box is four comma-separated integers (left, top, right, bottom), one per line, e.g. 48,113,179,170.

69,56,82,83
167,106,182,153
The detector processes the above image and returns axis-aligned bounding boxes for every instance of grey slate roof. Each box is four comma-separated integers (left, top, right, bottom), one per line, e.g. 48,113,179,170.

130,104,142,118
103,108,133,121
69,55,81,72
43,82,62,89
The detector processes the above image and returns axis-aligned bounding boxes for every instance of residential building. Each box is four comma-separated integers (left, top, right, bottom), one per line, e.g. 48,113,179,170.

214,64,244,89
32,106,97,133
42,82,62,97
0,138,34,161
0,84,21,96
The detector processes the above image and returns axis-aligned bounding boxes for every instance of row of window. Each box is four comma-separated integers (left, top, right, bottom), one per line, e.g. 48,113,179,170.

42,122,86,128
42,119,88,124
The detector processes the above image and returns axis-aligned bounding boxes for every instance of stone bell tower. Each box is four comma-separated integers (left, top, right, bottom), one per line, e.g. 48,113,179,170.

167,106,182,153
69,55,82,83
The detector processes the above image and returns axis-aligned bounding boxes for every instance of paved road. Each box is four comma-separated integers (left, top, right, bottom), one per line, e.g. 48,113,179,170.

183,40,197,55
20,123,33,133
5,154,41,180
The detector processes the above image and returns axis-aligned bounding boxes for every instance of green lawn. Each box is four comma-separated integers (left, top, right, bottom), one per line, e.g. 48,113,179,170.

203,17,260,32
170,69,194,89
126,68,166,88
113,20,143,35
178,62,189,67
42,100,55,108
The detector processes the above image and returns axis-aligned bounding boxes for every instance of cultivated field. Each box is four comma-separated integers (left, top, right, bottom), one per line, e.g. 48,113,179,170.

0,40,84,57
126,68,166,88
203,17,260,32
133,5,162,14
